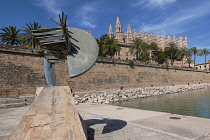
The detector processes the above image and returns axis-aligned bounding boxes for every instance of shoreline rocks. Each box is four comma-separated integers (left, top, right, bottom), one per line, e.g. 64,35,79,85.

73,83,210,105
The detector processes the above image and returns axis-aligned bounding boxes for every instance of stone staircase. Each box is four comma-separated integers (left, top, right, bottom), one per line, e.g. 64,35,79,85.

0,89,20,98
0,96,35,109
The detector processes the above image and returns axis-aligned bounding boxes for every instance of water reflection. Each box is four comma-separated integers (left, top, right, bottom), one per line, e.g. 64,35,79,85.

196,96,210,118
111,89,210,119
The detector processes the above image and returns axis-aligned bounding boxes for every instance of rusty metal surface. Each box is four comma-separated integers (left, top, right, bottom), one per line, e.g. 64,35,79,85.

67,28,98,77
44,58,55,86
32,12,98,85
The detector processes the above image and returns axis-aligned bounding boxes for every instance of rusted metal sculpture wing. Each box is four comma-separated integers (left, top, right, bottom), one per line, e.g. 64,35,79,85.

32,12,98,85
67,27,98,77
32,28,64,45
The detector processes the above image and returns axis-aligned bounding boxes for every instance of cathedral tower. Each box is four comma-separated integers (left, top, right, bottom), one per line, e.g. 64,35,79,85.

126,22,133,43
115,16,124,43
115,16,122,33
108,24,114,37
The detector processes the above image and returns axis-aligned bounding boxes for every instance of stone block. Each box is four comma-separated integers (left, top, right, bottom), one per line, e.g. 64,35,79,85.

7,86,87,140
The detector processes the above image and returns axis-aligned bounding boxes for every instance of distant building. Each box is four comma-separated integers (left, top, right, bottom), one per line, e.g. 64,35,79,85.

108,16,188,61
195,61,210,70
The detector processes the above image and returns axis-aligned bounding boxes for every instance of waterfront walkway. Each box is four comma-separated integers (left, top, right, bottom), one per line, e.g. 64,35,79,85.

1,103,210,140
77,103,210,140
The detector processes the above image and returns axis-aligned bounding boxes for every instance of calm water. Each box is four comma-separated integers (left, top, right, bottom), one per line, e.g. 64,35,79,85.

111,89,210,119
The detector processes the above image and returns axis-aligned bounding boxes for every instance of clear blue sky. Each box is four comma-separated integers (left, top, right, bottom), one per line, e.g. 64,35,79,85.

1,0,210,64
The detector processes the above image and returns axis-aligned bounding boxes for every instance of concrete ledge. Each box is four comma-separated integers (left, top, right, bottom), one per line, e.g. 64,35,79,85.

77,103,210,140
7,86,87,140
0,103,26,109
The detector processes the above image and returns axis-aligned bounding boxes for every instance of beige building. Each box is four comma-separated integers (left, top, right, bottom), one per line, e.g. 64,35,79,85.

108,16,188,61
195,61,210,70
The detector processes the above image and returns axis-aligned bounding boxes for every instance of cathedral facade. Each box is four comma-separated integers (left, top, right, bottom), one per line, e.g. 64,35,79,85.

108,17,188,61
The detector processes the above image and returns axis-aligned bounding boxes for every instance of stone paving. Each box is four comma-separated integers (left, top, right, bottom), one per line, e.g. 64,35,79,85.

0,106,30,140
77,103,210,140
79,109,181,140
1,103,210,140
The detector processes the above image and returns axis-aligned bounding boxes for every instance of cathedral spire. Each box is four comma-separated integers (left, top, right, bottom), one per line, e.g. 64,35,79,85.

108,24,114,37
184,34,187,40
126,22,133,43
127,22,132,34
116,16,121,24
115,16,122,33
134,29,137,37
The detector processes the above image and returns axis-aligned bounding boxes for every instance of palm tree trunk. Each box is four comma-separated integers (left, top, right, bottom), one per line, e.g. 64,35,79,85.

205,54,206,71
136,47,138,60
171,53,173,66
194,55,196,69
181,58,183,67
111,47,113,58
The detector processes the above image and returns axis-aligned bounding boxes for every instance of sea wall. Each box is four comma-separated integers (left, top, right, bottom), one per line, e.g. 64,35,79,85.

69,62,210,93
73,83,210,104
0,44,210,96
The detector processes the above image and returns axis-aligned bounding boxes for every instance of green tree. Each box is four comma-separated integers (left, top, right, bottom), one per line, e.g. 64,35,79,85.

21,22,42,48
148,42,159,51
198,48,210,69
190,47,199,69
164,42,179,66
139,49,150,62
138,42,151,62
148,42,159,63
186,57,193,68
0,26,21,45
176,47,189,66
152,48,167,64
97,34,120,58
129,37,143,60
97,34,108,57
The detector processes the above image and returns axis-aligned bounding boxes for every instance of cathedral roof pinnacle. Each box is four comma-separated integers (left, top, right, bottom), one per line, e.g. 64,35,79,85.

109,24,113,32
127,22,132,34
116,16,121,24
184,34,187,40
108,24,114,36
115,16,122,33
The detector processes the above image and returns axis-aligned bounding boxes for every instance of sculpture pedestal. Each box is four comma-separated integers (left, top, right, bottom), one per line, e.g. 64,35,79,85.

8,86,87,140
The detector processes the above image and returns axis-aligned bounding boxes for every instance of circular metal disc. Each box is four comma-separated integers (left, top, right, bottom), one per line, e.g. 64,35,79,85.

67,28,98,78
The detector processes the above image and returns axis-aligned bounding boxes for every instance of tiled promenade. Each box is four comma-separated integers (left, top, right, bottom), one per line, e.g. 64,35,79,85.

1,103,210,140
77,103,210,140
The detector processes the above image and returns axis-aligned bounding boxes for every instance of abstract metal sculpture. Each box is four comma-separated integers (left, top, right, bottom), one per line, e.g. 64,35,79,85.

32,12,98,86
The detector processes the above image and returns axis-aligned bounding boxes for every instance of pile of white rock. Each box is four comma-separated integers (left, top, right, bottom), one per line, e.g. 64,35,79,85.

73,83,210,105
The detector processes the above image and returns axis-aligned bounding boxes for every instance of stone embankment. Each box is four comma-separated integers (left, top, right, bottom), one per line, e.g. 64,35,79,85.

74,83,210,105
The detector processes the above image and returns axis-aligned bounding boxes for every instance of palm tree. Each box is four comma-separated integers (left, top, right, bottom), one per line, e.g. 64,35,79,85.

177,47,189,66
21,22,42,48
186,57,193,68
149,42,159,63
0,26,21,45
165,42,179,66
97,35,120,58
129,37,143,60
105,36,120,58
97,34,109,57
152,48,167,64
198,48,210,69
149,42,158,51
190,47,199,69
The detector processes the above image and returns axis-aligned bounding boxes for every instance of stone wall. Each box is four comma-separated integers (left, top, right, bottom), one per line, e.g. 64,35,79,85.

0,45,210,96
0,52,45,96
69,62,210,94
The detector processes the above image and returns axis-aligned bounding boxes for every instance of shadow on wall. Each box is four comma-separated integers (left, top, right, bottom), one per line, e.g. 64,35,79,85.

85,118,127,140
